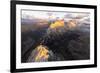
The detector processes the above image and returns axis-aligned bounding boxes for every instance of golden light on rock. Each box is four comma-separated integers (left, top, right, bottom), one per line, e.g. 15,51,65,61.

50,20,64,29
67,20,77,29
35,45,49,61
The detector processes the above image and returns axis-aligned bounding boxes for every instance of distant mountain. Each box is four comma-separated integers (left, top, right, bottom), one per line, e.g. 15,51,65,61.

21,17,50,32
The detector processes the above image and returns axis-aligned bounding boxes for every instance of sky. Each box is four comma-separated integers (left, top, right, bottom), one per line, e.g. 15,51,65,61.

21,10,90,20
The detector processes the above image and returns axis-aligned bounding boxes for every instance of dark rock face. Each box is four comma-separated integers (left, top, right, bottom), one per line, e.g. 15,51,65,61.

25,27,90,62
21,29,47,62
42,28,90,61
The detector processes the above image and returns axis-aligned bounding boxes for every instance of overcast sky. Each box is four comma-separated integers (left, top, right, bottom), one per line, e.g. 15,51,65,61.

22,10,90,20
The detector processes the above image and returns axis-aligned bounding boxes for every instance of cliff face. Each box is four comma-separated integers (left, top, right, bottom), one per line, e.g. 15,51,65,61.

27,21,90,62
21,14,90,62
